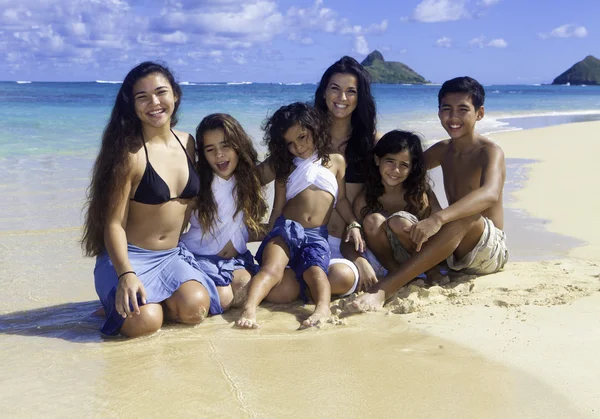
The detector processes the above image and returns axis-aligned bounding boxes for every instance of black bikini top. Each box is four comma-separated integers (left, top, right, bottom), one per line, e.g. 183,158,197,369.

131,130,200,205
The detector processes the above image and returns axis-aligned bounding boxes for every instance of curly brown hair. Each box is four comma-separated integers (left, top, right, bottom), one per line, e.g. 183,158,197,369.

362,130,432,220
81,61,182,257
195,113,268,240
262,102,331,181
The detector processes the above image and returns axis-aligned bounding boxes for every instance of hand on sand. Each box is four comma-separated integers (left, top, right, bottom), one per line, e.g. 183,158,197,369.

235,308,260,329
345,289,386,313
300,306,332,329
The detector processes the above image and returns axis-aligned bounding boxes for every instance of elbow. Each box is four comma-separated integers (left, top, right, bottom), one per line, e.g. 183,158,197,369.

486,190,501,206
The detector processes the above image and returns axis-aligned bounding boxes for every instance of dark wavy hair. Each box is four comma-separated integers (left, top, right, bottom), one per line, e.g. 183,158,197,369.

362,130,431,220
81,61,182,257
314,56,376,170
262,102,331,181
438,76,485,110
195,113,268,239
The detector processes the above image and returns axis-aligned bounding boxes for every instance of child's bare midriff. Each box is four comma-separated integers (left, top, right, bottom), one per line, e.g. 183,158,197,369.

282,187,335,228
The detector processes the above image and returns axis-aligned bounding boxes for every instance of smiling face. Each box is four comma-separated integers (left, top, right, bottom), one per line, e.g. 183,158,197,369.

132,73,179,129
283,123,315,159
375,150,412,188
438,92,484,140
324,72,358,121
203,128,239,180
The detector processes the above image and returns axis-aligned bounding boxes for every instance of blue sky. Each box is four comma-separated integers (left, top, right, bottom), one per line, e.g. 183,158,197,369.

0,0,597,84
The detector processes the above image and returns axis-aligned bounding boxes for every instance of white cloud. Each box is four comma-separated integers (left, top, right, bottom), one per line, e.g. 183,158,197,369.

468,35,507,48
435,36,452,48
353,35,369,55
468,35,486,48
487,38,507,48
478,0,500,6
538,24,588,39
412,0,470,23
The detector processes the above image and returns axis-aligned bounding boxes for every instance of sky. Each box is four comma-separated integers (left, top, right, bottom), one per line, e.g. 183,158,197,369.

0,0,598,84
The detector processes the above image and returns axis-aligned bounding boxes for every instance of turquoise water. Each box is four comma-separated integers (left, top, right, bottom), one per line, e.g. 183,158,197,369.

0,81,597,259
1,82,599,158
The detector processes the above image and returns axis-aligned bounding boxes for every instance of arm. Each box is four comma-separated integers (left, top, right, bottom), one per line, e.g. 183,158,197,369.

409,145,505,250
103,155,147,318
424,141,445,170
266,177,287,231
333,155,365,252
257,156,275,186
339,190,377,291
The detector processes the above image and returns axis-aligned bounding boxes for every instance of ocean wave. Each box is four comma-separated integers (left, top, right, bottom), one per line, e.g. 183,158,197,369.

180,81,196,86
16,81,32,84
227,81,252,85
284,82,303,86
493,109,600,120
95,80,122,84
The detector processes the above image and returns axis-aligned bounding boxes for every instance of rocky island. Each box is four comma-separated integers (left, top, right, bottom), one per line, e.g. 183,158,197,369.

360,50,429,84
552,55,600,85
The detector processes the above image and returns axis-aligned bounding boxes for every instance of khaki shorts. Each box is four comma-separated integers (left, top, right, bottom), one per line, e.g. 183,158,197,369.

446,217,509,275
385,211,418,264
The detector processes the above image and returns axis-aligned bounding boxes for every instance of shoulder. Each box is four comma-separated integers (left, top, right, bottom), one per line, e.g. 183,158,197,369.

374,131,385,144
329,152,346,165
479,136,505,161
174,129,196,154
426,139,451,153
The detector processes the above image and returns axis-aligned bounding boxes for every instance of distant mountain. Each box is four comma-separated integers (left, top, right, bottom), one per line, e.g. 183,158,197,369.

360,50,429,84
552,55,600,85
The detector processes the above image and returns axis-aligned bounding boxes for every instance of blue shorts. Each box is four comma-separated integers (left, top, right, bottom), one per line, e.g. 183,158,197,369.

256,215,330,300
94,242,222,336
192,250,259,287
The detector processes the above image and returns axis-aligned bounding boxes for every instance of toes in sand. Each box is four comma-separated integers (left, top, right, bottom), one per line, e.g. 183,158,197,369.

235,309,259,329
301,306,331,328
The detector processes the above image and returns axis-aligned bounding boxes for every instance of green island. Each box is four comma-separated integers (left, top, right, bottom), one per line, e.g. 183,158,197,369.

552,55,600,85
360,50,429,84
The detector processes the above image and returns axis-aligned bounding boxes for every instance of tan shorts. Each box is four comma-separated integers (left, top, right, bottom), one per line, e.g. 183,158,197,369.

385,211,418,264
446,217,509,275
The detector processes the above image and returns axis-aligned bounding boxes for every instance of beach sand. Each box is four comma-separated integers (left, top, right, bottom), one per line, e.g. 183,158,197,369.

1,121,599,417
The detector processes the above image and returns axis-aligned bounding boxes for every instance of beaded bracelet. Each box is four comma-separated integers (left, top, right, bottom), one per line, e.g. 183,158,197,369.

345,221,362,232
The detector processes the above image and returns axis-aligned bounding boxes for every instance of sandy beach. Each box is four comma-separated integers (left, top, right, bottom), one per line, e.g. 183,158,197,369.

1,121,599,418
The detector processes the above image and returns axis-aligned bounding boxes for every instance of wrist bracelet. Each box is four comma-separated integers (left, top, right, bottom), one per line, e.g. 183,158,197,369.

117,270,136,280
345,221,362,232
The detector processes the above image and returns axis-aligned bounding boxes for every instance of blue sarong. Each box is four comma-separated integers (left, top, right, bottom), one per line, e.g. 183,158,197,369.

192,250,259,287
256,215,330,301
94,242,222,336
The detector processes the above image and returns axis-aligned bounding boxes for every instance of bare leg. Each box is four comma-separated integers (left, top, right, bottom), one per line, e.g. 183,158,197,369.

301,266,332,327
229,269,252,308
236,237,290,329
120,303,164,338
328,262,357,296
265,268,300,304
163,280,211,324
388,216,447,283
350,215,485,312
363,213,402,273
217,286,234,311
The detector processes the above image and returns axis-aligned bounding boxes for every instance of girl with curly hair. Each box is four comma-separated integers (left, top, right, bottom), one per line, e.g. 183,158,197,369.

82,61,221,338
353,130,443,279
237,102,364,329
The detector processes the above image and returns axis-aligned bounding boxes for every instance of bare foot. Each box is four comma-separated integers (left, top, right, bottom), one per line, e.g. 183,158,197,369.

301,305,331,328
235,308,259,329
347,289,386,313
93,307,106,317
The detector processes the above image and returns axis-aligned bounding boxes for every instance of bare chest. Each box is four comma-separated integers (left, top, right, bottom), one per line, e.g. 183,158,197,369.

441,153,484,203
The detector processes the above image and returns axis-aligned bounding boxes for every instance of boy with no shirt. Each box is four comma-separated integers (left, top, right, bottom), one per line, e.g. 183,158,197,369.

350,76,509,312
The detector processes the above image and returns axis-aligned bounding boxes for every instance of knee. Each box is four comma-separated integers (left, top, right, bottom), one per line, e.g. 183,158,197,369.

328,263,356,293
363,213,386,238
120,304,163,338
266,269,300,304
387,216,413,237
176,283,210,325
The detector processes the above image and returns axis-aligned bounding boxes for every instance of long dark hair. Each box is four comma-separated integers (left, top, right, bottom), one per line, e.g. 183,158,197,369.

314,56,376,170
262,102,331,181
81,61,182,257
195,113,268,239
362,130,431,220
